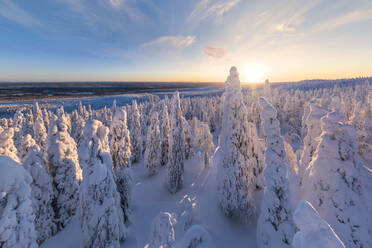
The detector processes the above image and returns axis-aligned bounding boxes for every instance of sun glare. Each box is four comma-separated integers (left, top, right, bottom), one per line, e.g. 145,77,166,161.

241,63,266,84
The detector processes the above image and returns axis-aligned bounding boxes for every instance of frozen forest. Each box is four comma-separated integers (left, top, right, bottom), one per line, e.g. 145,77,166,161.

0,67,372,248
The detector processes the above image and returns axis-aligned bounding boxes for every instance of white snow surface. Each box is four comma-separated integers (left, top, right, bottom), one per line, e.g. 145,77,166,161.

292,200,345,248
42,154,257,248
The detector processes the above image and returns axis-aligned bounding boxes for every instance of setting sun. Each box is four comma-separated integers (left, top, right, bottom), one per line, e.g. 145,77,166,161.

241,63,266,84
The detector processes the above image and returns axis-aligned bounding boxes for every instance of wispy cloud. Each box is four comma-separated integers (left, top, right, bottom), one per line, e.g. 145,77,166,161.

142,35,196,49
203,46,229,58
0,0,41,27
311,9,372,34
188,0,240,22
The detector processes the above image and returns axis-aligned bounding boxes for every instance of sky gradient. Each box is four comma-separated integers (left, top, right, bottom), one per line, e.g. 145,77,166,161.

1,0,372,83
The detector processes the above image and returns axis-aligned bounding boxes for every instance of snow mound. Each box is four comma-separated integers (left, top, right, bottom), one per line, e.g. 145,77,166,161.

181,225,211,248
0,155,30,189
148,212,177,248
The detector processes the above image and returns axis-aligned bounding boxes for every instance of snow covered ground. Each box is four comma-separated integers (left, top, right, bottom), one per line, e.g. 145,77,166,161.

42,149,256,248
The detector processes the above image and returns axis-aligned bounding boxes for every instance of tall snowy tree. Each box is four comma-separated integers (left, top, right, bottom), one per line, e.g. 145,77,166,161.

12,109,24,154
22,136,56,244
292,200,345,248
299,103,327,183
160,100,170,166
0,156,38,248
217,67,256,220
167,91,186,194
109,108,133,223
70,109,86,146
145,111,161,176
110,108,131,169
302,111,371,248
23,109,34,137
130,101,142,163
78,120,127,248
256,97,295,248
47,114,81,229
33,107,47,154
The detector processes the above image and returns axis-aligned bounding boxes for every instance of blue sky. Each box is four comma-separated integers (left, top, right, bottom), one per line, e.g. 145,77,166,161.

0,0,372,82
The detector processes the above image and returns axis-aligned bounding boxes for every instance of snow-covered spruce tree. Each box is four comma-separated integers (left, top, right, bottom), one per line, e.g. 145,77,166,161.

23,109,35,137
217,66,256,220
302,111,371,248
130,100,142,163
42,108,50,133
167,91,186,194
292,200,345,248
192,119,215,168
299,103,327,184
47,114,82,229
70,110,86,146
183,118,193,160
256,97,295,248
109,108,133,223
148,212,176,248
0,156,37,248
33,108,47,154
145,111,161,176
12,109,24,154
22,136,56,244
110,108,131,169
160,100,170,166
263,79,272,102
20,134,37,163
78,120,127,248
0,128,20,163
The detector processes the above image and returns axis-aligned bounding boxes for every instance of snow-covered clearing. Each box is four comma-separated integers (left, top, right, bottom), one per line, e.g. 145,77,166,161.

42,149,256,248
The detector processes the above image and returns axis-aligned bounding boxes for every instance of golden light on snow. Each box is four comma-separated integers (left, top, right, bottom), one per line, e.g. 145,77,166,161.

241,63,266,83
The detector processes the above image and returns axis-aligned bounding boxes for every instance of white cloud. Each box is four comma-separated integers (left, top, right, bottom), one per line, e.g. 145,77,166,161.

142,35,196,49
203,46,229,58
0,0,41,27
188,0,240,22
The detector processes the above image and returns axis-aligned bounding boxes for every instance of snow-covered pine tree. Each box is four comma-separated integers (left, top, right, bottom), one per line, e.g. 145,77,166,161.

110,108,131,169
192,119,215,168
145,111,161,176
12,109,24,154
23,109,34,137
0,156,37,248
160,100,170,166
42,108,50,133
167,91,186,193
256,97,295,248
217,66,256,220
130,100,142,163
33,106,47,154
78,120,127,248
0,128,20,163
22,136,56,244
292,200,345,248
183,118,193,160
47,113,81,229
70,110,86,146
299,103,327,184
109,108,133,223
302,111,371,248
